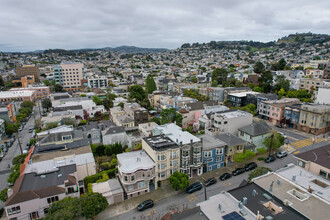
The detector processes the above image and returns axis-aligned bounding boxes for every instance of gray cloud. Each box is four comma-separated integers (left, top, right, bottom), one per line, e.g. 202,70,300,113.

0,0,329,51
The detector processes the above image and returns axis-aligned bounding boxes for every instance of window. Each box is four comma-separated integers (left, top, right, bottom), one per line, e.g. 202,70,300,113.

298,160,305,168
158,163,166,169
62,135,72,140
131,175,135,181
47,196,59,204
67,187,75,194
182,150,189,157
204,151,212,157
224,121,227,124
216,148,223,155
128,185,134,192
157,154,166,161
217,156,222,162
320,170,327,178
124,176,128,182
170,160,178,167
138,181,147,189
158,172,166,178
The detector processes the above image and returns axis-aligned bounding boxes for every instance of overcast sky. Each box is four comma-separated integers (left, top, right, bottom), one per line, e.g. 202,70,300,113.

0,0,329,52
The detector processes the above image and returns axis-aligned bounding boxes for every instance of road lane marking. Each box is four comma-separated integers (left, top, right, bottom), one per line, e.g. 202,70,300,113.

294,151,300,154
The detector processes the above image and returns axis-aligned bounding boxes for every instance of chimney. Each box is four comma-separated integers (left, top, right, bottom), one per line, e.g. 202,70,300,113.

7,188,13,198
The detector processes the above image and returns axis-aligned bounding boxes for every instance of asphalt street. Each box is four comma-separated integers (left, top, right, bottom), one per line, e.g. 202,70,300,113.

107,154,294,220
0,105,40,208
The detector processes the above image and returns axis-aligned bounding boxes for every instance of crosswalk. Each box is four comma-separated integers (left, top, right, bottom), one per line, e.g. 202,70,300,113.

290,137,329,154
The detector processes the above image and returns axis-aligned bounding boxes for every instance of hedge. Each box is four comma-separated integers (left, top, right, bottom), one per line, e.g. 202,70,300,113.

83,168,117,186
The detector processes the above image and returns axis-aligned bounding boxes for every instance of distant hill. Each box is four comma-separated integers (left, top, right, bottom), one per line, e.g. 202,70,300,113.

39,46,168,55
180,32,330,50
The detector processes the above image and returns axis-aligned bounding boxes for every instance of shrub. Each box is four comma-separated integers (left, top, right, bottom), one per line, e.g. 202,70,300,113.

233,150,256,162
244,150,256,160
87,183,93,194
83,168,117,186
257,157,265,161
100,162,111,171
169,171,189,191
257,147,267,154
0,188,8,202
12,154,28,165
248,167,272,181
157,180,161,188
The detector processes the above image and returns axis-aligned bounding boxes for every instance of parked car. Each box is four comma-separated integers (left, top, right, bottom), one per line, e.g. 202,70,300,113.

219,173,232,181
205,177,217,187
275,124,282,128
276,151,288,158
0,205,4,218
278,132,287,139
232,168,246,176
22,122,26,126
186,182,203,193
137,200,154,211
18,126,23,132
0,152,5,159
29,128,34,133
244,162,257,171
265,156,276,163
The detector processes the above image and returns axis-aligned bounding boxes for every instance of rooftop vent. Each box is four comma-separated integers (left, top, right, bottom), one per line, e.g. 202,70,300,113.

58,174,62,178
263,193,272,201
40,175,46,178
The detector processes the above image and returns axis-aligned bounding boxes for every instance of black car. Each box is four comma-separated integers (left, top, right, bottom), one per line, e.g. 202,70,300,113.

219,173,232,181
186,182,203,193
232,168,246,176
205,177,217,187
137,200,154,211
265,156,276,163
244,162,257,171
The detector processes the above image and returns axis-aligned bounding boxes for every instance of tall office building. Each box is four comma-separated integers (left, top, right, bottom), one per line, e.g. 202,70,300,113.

54,63,84,91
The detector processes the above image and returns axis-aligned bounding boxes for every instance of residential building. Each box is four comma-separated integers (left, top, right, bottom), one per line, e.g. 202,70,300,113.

113,115,135,128
306,69,324,78
54,63,84,91
254,164,330,220
10,86,50,99
138,122,158,137
0,101,20,122
294,143,330,178
324,60,330,79
256,93,278,113
77,120,115,145
283,104,302,128
117,150,155,198
36,125,74,139
259,98,300,121
52,105,83,118
316,87,330,104
92,179,124,205
228,91,260,107
124,103,148,126
299,78,325,93
215,133,245,165
198,134,226,172
0,90,36,102
238,121,271,151
213,110,253,135
153,123,203,177
224,87,252,101
142,135,180,184
16,65,40,81
41,112,76,127
102,126,127,146
298,103,330,135
87,76,108,88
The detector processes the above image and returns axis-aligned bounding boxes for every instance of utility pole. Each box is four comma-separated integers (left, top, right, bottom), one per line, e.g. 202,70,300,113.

38,102,42,119
16,134,23,155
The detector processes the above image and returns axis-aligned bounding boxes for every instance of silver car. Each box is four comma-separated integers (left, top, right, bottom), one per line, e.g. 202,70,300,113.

276,151,288,158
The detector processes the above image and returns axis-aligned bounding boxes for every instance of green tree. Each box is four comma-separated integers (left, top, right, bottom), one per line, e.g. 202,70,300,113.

258,71,273,93
80,193,108,219
21,101,35,110
43,79,50,86
62,118,76,127
145,75,157,94
278,88,286,99
129,85,147,102
211,80,218,87
12,153,28,165
0,188,8,202
5,122,20,135
54,84,63,92
274,75,290,92
80,94,87,97
190,76,198,83
248,167,272,181
169,171,190,191
42,98,52,111
102,93,116,111
118,102,125,109
45,197,81,220
212,68,228,85
253,61,265,74
263,132,285,154
92,96,102,105
79,120,87,125
45,122,59,130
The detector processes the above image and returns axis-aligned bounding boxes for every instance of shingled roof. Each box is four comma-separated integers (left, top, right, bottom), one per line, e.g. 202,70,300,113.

238,121,271,137
215,133,246,147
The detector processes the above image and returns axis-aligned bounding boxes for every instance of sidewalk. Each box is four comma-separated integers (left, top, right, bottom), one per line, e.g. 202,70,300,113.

98,152,273,219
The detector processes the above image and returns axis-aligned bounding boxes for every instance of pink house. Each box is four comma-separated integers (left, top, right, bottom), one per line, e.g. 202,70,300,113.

269,103,286,125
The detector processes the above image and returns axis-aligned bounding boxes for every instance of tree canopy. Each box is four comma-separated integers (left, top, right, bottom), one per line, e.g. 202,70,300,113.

258,71,273,93
253,61,265,74
42,98,52,111
80,193,108,219
169,171,190,191
274,75,290,92
263,132,285,153
145,74,157,94
212,68,228,85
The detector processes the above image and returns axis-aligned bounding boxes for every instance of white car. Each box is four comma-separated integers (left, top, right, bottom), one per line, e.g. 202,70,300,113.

277,151,288,158
278,132,287,139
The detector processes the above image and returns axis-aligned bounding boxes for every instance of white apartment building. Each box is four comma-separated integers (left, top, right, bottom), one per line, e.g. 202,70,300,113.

213,110,253,135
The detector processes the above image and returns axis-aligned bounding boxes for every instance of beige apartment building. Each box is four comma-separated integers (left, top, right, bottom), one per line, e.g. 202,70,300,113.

117,150,155,198
298,103,330,135
142,135,180,185
299,78,324,93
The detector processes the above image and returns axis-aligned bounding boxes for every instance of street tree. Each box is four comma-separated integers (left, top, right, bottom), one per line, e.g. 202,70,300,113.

169,171,190,191
43,79,50,86
45,197,81,220
263,132,285,155
258,71,273,93
92,96,102,105
80,193,108,219
42,98,52,111
0,188,8,202
54,84,63,92
274,75,290,92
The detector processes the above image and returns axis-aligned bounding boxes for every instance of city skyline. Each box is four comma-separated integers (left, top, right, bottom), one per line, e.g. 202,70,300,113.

0,0,330,52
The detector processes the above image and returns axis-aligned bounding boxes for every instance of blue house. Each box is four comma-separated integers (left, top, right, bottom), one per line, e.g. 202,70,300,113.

199,134,226,172
284,104,301,129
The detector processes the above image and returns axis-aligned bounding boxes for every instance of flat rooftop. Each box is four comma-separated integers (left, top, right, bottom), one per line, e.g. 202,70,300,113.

229,91,260,97
216,110,252,119
254,171,330,220
197,191,256,220
117,150,155,173
154,123,201,144
276,164,330,203
143,135,178,151
198,134,226,150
